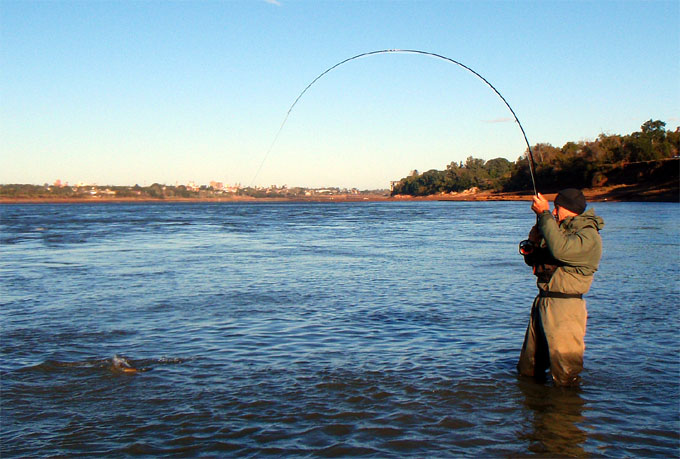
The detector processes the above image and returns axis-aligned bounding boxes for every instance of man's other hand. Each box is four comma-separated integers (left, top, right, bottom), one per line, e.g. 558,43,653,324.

531,193,550,215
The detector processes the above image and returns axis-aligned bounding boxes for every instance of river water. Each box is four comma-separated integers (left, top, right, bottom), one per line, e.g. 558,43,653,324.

1,201,678,457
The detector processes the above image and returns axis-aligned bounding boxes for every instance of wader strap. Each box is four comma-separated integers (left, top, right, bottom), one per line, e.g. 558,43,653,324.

538,289,583,299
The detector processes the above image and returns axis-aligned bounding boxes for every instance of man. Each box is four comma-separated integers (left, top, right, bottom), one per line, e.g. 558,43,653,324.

517,188,604,386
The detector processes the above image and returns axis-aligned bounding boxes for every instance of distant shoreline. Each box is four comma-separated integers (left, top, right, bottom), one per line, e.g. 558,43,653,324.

1,183,676,204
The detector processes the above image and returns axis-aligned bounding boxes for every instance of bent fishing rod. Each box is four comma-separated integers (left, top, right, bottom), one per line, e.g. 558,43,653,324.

252,49,539,195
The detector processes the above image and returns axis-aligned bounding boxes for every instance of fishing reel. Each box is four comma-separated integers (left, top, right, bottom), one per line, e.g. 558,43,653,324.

518,239,535,256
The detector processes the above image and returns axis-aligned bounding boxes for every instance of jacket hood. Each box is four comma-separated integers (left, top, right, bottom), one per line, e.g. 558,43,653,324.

564,208,605,232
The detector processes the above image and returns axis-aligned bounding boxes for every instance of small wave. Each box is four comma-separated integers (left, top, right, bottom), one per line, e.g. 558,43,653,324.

156,356,194,365
20,355,192,375
22,359,110,372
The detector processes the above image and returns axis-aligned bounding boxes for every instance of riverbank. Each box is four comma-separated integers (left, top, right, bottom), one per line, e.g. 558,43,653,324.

398,182,679,203
0,182,677,204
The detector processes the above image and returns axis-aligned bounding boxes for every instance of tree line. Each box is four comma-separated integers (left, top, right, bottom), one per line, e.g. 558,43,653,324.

391,119,679,196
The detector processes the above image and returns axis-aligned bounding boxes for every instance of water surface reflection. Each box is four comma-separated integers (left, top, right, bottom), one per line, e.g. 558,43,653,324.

518,379,588,457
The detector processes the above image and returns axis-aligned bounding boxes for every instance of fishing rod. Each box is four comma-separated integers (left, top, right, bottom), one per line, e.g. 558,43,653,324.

252,49,539,195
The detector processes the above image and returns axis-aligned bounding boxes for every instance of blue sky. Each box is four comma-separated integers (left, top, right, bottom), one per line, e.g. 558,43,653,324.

1,0,678,189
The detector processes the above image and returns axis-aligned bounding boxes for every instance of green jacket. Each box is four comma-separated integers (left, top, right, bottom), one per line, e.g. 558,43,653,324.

536,208,605,295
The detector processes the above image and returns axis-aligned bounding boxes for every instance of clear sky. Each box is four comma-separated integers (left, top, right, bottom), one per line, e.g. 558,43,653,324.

1,0,678,189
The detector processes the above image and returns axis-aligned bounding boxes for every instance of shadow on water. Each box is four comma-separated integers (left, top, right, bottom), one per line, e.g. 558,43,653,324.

516,377,588,457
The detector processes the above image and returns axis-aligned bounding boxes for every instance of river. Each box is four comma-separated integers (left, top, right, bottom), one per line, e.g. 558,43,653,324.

1,201,678,456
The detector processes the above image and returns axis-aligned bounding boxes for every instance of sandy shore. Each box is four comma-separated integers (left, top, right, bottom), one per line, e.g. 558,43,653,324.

396,183,678,203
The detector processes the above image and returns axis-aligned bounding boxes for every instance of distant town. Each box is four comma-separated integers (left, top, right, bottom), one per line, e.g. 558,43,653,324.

0,180,390,200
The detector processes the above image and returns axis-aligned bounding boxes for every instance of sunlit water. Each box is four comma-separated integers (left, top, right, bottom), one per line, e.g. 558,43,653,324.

1,201,678,457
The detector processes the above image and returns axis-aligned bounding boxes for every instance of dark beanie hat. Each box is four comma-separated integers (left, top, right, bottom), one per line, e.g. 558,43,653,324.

554,188,586,214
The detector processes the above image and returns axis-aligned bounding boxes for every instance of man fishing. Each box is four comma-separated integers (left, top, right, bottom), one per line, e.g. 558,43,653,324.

517,189,605,386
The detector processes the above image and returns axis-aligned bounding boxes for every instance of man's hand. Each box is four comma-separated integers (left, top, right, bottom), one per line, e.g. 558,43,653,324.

531,193,550,215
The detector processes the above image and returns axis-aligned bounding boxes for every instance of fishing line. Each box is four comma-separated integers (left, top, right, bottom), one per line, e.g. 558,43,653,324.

251,49,538,195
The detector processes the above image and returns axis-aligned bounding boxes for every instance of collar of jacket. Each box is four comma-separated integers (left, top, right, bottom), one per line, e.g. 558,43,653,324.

560,208,605,232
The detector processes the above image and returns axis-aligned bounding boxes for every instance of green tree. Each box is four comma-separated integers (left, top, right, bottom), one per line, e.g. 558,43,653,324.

641,119,666,139
598,133,625,163
148,183,165,199
533,143,562,165
485,157,511,179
